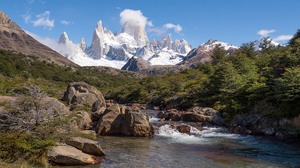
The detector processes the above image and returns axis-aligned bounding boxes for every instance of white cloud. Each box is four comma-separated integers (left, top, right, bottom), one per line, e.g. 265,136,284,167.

119,9,183,37
163,23,183,33
273,35,293,42
32,11,55,29
147,20,154,27
120,9,148,29
148,27,165,35
61,20,71,26
257,29,276,37
22,13,31,24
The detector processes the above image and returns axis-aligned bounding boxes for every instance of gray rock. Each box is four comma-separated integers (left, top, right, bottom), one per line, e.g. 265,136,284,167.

122,110,154,137
42,97,70,114
65,137,105,156
182,107,224,126
121,57,150,72
62,82,106,112
95,104,153,137
48,144,101,166
77,111,93,130
96,104,123,135
181,112,206,122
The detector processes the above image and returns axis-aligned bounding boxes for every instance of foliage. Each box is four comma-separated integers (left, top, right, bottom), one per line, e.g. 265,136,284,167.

0,49,135,98
108,30,300,120
0,30,300,136
0,29,300,167
0,131,54,167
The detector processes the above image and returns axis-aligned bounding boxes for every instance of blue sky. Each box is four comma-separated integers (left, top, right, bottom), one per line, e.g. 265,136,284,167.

0,0,299,47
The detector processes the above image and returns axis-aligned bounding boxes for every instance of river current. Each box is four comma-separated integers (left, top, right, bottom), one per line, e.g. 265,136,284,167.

96,117,300,168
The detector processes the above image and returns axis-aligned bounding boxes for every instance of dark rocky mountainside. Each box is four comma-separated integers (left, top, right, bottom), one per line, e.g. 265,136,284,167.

120,56,187,76
121,57,150,71
0,11,78,67
179,40,237,68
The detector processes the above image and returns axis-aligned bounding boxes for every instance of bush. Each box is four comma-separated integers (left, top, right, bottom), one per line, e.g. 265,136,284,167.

0,131,55,167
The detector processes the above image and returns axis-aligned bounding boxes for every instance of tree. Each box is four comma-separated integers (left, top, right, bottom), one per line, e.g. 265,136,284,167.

211,44,227,65
274,67,300,118
17,85,46,127
289,29,300,46
238,42,257,58
27,85,46,126
259,37,275,52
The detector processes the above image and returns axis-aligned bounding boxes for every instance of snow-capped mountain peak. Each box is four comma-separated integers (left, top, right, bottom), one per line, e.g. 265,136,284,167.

90,20,105,58
96,20,104,34
121,21,148,46
58,32,70,44
30,19,193,70
80,38,86,51
201,39,238,51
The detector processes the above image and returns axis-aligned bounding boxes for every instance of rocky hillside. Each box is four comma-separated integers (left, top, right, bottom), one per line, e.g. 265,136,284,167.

121,39,238,75
0,11,78,67
179,39,238,68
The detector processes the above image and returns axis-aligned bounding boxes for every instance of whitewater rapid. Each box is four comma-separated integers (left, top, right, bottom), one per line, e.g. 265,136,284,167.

157,124,240,144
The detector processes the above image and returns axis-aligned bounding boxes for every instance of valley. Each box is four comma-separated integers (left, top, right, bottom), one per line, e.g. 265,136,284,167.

0,3,300,168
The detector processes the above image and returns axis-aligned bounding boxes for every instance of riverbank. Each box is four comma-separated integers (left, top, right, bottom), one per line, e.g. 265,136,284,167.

96,119,300,168
139,106,300,142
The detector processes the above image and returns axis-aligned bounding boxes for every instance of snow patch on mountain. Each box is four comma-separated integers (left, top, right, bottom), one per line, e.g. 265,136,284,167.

29,17,192,69
147,48,184,65
200,39,238,51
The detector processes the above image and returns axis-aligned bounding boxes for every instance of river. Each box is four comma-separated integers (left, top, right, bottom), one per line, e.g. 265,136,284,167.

96,117,300,168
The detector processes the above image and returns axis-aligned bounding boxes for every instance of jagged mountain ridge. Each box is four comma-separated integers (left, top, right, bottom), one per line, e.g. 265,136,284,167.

179,39,238,68
0,11,78,67
53,20,192,69
121,39,239,73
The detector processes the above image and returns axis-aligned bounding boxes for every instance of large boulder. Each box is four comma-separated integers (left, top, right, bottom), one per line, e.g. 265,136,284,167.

96,104,124,135
181,112,206,122
173,124,191,134
48,144,101,166
62,82,106,112
42,97,70,114
121,110,154,137
157,109,182,121
182,107,224,126
65,137,105,156
187,107,220,116
77,111,93,130
95,104,153,137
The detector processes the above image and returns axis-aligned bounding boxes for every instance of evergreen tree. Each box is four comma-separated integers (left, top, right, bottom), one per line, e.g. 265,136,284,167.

211,44,227,65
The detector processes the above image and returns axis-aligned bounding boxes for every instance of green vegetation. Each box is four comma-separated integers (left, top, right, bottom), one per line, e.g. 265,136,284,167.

0,131,55,167
108,30,300,121
1,31,299,121
0,29,300,167
0,50,135,98
0,85,94,167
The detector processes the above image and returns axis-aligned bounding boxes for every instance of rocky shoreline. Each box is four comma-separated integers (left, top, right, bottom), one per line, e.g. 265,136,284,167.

1,81,299,167
142,104,300,141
